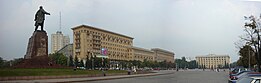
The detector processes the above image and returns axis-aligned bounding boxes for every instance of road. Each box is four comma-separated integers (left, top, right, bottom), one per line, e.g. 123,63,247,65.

83,69,229,83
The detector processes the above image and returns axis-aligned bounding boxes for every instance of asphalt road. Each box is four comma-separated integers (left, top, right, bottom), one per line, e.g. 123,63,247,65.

83,69,229,83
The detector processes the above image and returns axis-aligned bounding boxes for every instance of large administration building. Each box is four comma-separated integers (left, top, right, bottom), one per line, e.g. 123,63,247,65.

196,54,230,69
72,25,174,63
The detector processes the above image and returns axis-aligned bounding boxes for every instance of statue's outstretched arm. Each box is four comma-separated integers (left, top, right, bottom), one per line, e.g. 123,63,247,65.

43,9,50,15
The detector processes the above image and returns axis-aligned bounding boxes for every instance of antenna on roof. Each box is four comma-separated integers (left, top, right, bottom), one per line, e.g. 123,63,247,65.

59,12,62,31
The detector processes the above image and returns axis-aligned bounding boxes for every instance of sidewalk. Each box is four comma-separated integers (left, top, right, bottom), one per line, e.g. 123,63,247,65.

0,70,175,83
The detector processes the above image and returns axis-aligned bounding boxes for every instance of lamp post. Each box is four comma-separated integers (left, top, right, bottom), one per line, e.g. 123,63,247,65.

249,47,251,69
92,53,94,70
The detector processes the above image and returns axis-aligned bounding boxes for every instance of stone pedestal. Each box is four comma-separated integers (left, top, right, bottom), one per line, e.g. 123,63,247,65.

15,30,67,68
25,30,48,59
14,30,51,68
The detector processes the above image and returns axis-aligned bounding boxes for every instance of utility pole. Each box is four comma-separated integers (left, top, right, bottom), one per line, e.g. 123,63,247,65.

249,47,251,69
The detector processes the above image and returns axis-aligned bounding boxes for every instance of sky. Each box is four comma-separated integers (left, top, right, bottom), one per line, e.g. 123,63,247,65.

0,0,261,62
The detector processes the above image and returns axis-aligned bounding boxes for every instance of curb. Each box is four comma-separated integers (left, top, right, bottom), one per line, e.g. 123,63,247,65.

57,72,175,83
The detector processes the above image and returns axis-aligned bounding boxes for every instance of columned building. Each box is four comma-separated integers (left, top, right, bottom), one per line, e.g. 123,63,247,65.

196,54,230,69
71,25,134,61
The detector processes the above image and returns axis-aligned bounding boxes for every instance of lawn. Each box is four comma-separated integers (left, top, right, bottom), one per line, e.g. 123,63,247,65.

0,68,127,77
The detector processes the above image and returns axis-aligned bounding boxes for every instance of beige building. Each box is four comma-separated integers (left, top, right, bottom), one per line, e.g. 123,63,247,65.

133,47,154,62
51,31,70,53
151,48,175,63
71,24,175,63
71,25,134,61
196,54,230,69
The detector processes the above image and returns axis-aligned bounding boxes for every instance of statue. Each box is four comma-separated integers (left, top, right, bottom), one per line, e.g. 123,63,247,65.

34,6,50,31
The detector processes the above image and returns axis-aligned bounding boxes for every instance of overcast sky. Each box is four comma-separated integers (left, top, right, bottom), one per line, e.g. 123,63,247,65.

1,0,261,62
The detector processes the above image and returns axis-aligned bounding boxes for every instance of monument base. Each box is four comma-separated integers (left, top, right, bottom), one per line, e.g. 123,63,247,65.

25,30,48,59
14,56,67,68
15,30,67,68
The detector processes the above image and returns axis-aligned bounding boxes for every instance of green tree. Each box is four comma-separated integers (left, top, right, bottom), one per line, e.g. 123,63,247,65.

90,55,94,69
79,59,84,67
85,56,91,69
237,45,256,68
74,55,79,67
240,14,261,71
49,53,68,66
0,57,4,68
69,55,74,67
187,60,197,69
11,58,24,66
175,57,188,69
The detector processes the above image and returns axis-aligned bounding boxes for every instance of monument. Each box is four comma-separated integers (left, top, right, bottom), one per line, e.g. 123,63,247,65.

24,6,50,59
15,6,61,68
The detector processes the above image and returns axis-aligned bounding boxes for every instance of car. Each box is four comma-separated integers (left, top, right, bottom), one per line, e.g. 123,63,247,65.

237,72,261,79
228,70,252,83
230,68,249,75
237,76,261,83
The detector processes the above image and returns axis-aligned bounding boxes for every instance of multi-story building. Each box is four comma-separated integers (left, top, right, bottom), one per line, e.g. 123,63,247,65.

51,31,70,53
151,48,175,63
196,54,230,69
71,25,175,63
133,46,154,62
71,25,134,61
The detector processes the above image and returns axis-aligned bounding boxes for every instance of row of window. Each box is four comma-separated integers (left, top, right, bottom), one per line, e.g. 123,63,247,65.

134,55,153,60
74,29,132,45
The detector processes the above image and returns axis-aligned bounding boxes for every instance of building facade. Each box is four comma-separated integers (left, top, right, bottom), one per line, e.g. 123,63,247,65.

72,25,134,61
71,25,175,63
51,31,70,53
133,47,154,62
196,54,230,69
151,48,175,63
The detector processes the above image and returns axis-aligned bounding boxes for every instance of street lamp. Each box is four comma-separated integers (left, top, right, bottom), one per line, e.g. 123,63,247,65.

249,47,251,69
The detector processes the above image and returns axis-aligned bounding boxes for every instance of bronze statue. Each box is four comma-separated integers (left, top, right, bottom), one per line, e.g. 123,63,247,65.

34,6,50,31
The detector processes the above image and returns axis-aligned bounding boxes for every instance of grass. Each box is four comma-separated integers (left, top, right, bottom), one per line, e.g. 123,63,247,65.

0,68,127,77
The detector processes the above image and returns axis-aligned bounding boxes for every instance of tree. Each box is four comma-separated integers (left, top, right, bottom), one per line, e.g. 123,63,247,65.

79,59,84,67
85,55,91,69
49,53,68,66
74,55,79,67
69,55,74,67
175,57,188,69
237,45,256,68
187,60,197,69
11,58,24,66
0,57,4,68
90,55,94,69
240,14,261,71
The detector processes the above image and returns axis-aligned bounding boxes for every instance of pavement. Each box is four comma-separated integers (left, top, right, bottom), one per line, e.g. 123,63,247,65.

0,70,175,83
85,69,229,83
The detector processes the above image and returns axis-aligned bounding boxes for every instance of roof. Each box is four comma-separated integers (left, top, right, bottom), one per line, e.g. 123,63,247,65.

132,46,154,53
71,25,134,39
151,48,174,55
196,54,230,58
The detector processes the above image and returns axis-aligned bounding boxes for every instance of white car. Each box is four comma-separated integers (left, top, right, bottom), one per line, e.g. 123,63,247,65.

237,76,261,83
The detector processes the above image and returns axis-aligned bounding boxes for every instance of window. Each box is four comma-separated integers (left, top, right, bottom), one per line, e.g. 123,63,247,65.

255,79,260,83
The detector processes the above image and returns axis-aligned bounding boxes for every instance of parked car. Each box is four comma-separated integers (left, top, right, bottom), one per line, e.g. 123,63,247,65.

229,71,252,83
229,68,249,75
237,76,261,83
228,70,252,83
